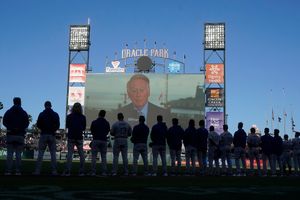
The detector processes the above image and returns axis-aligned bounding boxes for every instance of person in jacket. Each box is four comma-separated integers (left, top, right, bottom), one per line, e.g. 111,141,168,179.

261,128,274,176
247,127,261,176
196,119,209,175
220,124,233,175
272,129,283,176
183,119,197,175
281,134,293,175
131,115,149,176
208,125,221,176
166,118,184,176
111,112,132,176
33,101,60,176
292,131,300,176
90,110,110,176
233,122,247,176
63,102,86,176
3,97,29,175
150,115,168,176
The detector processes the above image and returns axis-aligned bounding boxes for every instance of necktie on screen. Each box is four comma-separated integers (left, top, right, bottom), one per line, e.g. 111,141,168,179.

137,110,144,117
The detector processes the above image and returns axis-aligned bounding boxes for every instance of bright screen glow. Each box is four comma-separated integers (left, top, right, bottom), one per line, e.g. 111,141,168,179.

84,73,205,129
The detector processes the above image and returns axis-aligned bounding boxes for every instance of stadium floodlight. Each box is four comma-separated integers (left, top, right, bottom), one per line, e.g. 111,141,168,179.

69,25,90,51
204,23,225,50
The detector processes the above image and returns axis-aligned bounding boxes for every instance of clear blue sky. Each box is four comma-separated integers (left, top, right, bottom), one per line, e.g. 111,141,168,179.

1,0,299,137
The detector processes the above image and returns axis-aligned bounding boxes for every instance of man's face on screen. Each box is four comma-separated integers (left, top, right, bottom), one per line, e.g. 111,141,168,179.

127,79,150,110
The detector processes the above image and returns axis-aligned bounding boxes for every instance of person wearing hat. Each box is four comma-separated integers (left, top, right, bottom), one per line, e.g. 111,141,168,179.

33,101,60,176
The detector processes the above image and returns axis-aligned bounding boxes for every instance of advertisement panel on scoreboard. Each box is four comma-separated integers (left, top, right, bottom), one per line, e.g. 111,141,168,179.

69,64,86,83
68,87,85,106
84,73,205,129
206,88,224,107
205,64,224,84
206,112,224,134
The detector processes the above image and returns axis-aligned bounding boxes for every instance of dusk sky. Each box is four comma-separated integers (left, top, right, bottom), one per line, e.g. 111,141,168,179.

1,0,299,137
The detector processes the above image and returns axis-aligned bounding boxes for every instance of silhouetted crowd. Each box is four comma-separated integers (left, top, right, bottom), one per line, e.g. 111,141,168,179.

2,97,300,177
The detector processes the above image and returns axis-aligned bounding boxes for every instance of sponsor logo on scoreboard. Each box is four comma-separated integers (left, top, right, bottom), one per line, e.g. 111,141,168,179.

105,60,125,73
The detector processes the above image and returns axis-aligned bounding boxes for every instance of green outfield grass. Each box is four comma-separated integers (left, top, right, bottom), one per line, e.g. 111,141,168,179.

0,159,300,200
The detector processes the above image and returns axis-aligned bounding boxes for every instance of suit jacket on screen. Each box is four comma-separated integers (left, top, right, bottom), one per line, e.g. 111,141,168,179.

114,102,171,128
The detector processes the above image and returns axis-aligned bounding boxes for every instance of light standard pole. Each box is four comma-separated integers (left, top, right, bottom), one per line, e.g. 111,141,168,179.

225,114,228,125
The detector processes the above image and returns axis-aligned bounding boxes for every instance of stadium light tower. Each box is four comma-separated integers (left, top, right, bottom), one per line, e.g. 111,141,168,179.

204,23,225,50
66,24,91,127
203,23,226,133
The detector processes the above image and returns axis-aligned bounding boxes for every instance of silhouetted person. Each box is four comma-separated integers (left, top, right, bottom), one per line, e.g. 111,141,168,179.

272,129,283,176
292,132,300,175
281,134,293,175
90,110,110,176
233,122,247,176
166,118,184,175
220,124,233,175
196,119,209,175
247,127,261,176
208,125,220,176
261,127,275,176
111,113,132,176
183,119,197,175
63,102,86,176
33,101,60,176
151,115,168,176
131,115,149,176
3,97,29,175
